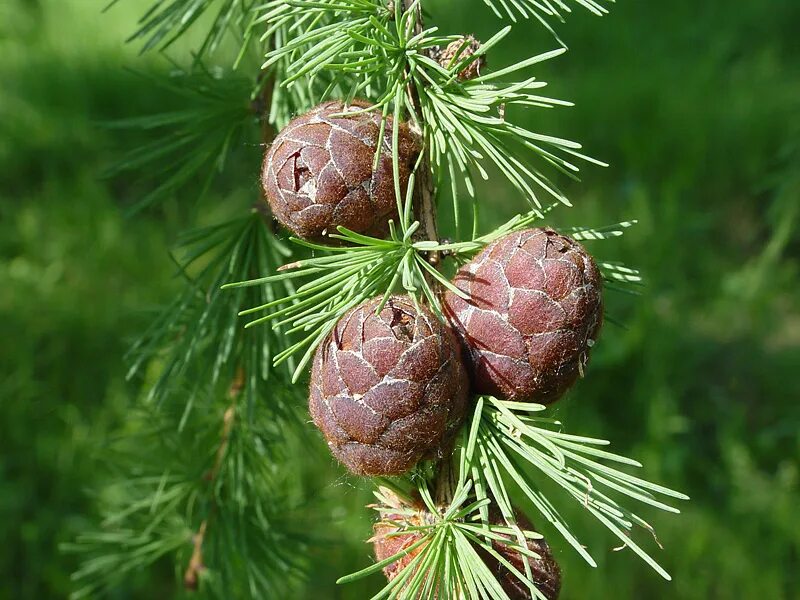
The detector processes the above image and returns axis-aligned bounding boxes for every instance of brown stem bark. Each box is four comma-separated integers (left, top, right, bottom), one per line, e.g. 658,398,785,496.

183,367,245,590
403,0,440,268
401,0,461,507
184,66,279,591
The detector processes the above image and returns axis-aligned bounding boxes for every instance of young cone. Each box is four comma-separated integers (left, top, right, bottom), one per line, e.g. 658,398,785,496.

478,512,562,600
261,100,418,241
443,228,603,404
372,496,561,600
435,35,485,81
372,494,434,583
309,296,468,476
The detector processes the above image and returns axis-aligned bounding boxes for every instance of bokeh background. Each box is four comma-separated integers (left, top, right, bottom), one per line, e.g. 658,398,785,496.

1,0,799,598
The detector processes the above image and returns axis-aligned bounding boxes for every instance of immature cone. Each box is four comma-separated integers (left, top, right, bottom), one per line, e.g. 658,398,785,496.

479,513,562,600
443,228,603,404
372,492,434,582
436,35,485,81
372,502,560,600
373,514,425,581
262,100,418,241
309,296,468,476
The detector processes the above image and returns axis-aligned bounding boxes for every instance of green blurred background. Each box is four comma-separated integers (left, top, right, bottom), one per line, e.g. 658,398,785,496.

1,0,798,598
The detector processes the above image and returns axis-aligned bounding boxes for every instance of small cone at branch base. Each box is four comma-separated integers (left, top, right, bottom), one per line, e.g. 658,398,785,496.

309,296,468,476
372,505,434,582
261,100,419,242
372,501,561,600
478,512,562,600
443,228,603,404
436,35,486,81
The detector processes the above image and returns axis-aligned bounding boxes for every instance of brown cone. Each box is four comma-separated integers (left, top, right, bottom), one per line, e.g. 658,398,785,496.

436,35,485,81
309,296,468,476
262,100,419,241
372,504,561,600
443,228,603,404
478,512,562,600
372,504,440,598
373,509,432,581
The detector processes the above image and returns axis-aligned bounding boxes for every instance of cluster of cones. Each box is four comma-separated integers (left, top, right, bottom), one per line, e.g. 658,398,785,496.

261,100,604,598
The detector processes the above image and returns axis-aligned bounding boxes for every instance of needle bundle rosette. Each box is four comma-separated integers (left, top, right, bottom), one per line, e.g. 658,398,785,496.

372,499,561,599
478,513,562,600
262,100,418,241
309,296,468,476
443,228,603,404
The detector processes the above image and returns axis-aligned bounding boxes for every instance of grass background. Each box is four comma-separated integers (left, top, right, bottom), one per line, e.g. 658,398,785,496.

1,0,798,598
